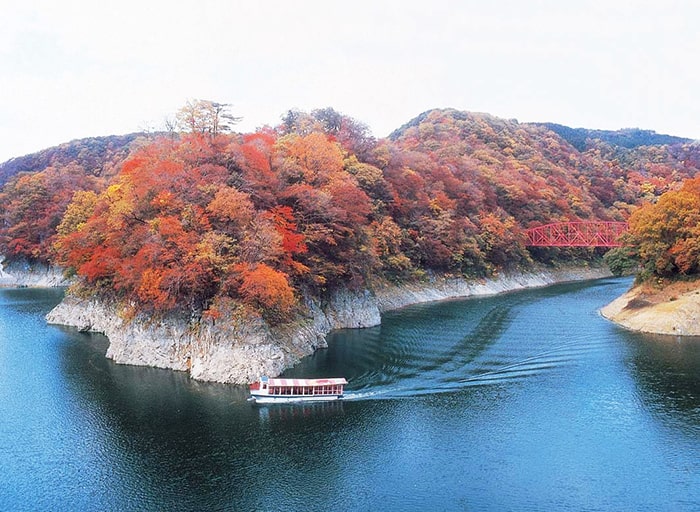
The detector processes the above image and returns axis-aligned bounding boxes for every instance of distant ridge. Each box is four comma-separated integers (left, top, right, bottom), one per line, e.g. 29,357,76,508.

538,123,693,151
388,108,513,141
0,133,156,186
389,109,694,151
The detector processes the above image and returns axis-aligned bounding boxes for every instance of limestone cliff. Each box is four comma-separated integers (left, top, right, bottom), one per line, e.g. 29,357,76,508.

0,257,70,288
46,266,613,384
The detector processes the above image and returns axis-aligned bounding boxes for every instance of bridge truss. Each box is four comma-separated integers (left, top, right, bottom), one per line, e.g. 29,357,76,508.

525,221,629,248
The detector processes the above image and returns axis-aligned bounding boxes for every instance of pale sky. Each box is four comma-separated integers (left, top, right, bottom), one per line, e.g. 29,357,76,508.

1,0,699,163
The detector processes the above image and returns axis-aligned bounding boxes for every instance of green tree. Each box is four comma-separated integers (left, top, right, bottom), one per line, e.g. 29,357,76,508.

603,246,638,276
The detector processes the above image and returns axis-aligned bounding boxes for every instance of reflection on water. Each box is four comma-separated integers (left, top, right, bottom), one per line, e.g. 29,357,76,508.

257,400,345,422
622,330,700,433
2,279,700,511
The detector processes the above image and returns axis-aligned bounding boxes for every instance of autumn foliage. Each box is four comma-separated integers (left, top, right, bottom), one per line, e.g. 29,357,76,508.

628,176,700,278
46,129,377,321
2,107,700,322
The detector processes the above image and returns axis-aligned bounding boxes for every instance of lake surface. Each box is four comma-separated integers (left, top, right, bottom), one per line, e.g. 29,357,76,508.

0,278,698,511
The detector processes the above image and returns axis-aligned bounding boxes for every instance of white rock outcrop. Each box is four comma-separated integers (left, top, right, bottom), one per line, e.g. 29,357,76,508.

46,265,613,384
0,257,70,288
0,258,13,287
372,267,611,312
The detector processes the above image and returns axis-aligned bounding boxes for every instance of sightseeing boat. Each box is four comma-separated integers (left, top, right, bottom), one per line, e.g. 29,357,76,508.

248,376,348,404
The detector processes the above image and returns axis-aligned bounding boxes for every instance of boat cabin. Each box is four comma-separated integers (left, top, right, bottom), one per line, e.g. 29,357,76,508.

249,376,348,403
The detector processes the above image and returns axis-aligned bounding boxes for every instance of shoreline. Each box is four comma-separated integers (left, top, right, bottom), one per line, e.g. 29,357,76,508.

600,279,700,336
39,264,613,384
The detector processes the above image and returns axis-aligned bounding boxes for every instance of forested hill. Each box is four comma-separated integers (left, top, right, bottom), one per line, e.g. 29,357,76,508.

1,106,699,323
0,133,153,187
538,123,693,151
388,109,700,216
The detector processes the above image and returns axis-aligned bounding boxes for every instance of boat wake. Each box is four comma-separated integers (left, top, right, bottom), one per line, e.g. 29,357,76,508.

288,280,622,403
342,336,605,401
330,292,611,402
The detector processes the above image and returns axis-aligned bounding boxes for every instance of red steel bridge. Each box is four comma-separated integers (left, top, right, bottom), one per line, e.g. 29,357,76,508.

525,221,629,247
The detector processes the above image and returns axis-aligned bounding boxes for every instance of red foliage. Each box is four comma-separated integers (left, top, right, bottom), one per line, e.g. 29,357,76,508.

5,107,700,320
268,206,307,256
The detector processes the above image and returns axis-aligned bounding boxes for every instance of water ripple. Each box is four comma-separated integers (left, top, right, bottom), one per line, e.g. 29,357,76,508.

335,291,613,400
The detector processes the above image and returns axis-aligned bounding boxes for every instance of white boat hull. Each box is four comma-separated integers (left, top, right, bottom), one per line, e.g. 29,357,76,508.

249,393,343,404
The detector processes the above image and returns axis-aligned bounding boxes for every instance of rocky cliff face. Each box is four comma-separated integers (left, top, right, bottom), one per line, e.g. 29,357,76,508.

0,259,12,287
46,297,293,383
0,258,70,287
372,268,611,311
46,266,612,384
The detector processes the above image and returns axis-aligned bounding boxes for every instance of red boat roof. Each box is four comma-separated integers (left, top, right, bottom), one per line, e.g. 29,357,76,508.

266,377,347,387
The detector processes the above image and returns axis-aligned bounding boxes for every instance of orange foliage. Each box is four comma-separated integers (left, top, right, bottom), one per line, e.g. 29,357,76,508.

5,106,700,322
629,176,700,277
206,186,254,231
0,164,102,261
236,263,296,322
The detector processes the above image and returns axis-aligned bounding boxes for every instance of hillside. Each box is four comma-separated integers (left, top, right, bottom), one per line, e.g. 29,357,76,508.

4,106,700,381
539,123,692,152
387,108,700,221
2,107,700,323
0,133,153,187
0,133,157,260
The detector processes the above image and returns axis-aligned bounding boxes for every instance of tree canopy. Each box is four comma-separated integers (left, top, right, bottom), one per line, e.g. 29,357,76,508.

2,106,700,322
628,176,700,279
